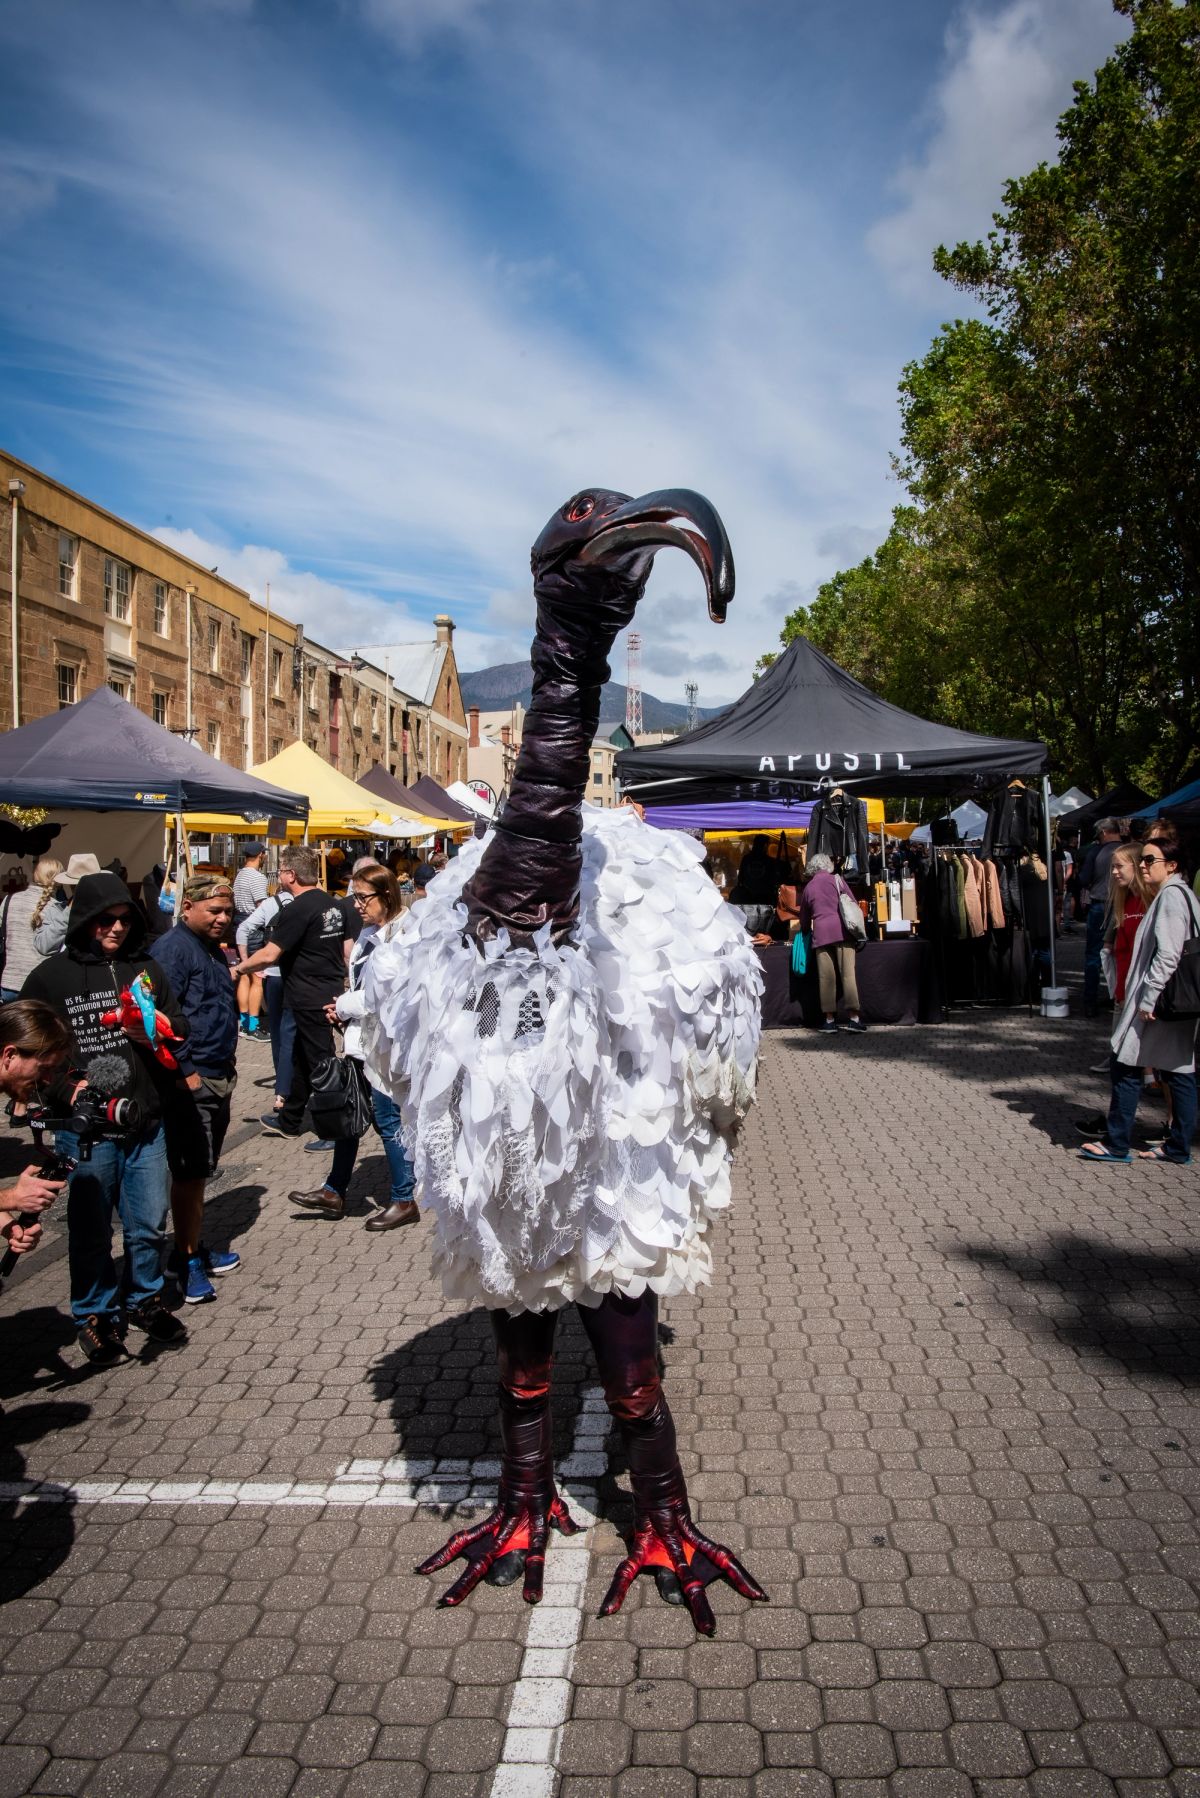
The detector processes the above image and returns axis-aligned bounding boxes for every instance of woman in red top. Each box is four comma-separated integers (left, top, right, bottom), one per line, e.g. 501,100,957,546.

1103,842,1149,1005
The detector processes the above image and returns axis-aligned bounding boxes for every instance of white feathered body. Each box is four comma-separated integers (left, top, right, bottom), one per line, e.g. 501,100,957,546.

363,805,762,1313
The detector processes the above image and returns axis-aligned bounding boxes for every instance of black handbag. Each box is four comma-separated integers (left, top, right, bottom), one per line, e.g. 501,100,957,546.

1154,925,1200,1022
308,1055,372,1140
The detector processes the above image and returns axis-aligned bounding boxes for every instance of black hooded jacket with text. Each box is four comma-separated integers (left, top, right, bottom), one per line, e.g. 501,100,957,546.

21,872,189,1128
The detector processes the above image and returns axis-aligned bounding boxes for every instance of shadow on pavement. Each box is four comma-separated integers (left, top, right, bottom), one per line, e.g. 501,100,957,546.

957,1231,1200,1379
367,1305,595,1472
0,1397,88,1604
203,1179,264,1252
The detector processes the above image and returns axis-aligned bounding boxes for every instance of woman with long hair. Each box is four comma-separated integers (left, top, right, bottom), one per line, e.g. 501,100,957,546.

1080,826,1199,1166
1,857,64,1001
288,861,419,1229
1102,843,1150,1007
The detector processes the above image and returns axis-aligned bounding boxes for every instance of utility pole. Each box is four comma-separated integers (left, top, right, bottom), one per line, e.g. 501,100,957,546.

685,679,698,733
625,632,643,739
8,477,24,728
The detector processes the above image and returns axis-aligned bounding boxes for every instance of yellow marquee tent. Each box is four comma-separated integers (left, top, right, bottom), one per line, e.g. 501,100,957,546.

184,741,443,840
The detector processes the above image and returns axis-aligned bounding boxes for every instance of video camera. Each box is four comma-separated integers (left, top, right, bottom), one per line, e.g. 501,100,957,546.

20,1053,142,1178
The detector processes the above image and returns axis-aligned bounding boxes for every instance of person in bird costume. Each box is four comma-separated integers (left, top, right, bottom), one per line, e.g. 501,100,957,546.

365,489,765,1634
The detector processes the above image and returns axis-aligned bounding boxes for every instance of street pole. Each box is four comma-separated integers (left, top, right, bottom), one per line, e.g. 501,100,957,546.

186,587,194,733
1042,773,1057,992
264,581,271,757
384,653,391,775
8,478,24,728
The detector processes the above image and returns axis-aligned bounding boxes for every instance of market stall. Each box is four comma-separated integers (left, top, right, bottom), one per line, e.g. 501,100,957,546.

0,686,309,902
618,636,1050,1024
357,763,462,833
183,741,430,841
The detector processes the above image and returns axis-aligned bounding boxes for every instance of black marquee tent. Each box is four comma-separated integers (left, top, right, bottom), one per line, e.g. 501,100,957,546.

0,686,308,817
616,636,1048,802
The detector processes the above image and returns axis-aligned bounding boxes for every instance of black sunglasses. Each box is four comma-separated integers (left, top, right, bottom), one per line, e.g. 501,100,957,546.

94,911,132,928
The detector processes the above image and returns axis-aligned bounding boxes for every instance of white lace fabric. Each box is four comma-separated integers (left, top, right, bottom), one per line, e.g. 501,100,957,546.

363,806,762,1313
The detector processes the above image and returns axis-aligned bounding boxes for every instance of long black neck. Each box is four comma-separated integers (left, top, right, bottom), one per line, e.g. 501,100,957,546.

463,563,644,945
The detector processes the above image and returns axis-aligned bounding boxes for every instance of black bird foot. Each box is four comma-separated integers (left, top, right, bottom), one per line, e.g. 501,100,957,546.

598,1468,768,1636
416,1488,581,1607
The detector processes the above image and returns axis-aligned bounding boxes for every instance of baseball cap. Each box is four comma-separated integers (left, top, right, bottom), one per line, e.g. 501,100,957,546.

413,863,437,888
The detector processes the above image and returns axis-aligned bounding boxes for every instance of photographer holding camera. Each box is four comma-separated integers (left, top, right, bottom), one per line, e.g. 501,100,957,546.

0,999,73,1262
22,872,191,1364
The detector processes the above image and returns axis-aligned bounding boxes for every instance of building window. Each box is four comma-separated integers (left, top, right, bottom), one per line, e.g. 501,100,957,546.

307,665,319,711
271,648,283,697
241,634,253,682
103,557,131,620
207,721,221,757
152,691,168,727
370,696,379,739
593,772,604,787
58,534,78,600
56,663,78,708
108,673,130,700
272,736,283,756
153,583,169,636
208,620,220,672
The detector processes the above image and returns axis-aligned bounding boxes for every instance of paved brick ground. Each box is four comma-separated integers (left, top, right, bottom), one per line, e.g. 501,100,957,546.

3,939,1200,1796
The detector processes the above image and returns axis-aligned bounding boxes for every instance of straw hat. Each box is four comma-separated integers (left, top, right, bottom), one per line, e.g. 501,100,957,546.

57,854,103,889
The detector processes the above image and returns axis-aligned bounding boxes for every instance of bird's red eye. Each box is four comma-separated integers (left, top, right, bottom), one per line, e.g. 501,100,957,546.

566,495,595,523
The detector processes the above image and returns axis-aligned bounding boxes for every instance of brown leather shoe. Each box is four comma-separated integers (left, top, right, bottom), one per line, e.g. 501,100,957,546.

289,1188,345,1220
364,1201,420,1232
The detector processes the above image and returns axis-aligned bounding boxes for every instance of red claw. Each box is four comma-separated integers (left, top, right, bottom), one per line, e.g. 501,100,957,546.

599,1468,768,1635
416,1484,580,1608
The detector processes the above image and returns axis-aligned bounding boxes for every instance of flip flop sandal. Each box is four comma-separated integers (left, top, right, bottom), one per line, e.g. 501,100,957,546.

1137,1147,1192,1164
1078,1144,1131,1163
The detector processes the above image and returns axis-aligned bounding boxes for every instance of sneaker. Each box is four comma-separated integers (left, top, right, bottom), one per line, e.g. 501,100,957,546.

818,1020,839,1034
259,1112,299,1137
180,1255,216,1304
77,1314,127,1365
305,1139,335,1153
200,1242,241,1276
845,1019,867,1034
126,1298,188,1346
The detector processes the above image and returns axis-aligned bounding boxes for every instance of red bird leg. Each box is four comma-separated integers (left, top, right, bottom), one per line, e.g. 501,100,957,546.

577,1292,767,1636
414,1307,581,1607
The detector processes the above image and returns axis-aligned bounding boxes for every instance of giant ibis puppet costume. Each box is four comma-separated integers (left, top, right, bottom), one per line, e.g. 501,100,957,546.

364,488,766,1634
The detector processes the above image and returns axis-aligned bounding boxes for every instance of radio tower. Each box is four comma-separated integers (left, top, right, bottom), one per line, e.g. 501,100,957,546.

625,632,643,738
685,680,698,733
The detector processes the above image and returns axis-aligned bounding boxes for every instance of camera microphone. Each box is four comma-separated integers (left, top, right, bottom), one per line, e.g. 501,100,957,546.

86,1054,132,1099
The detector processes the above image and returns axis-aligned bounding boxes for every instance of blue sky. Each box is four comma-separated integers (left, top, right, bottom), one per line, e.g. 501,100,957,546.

0,0,1129,703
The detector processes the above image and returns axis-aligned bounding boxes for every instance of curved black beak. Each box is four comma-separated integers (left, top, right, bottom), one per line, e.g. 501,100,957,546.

577,488,734,623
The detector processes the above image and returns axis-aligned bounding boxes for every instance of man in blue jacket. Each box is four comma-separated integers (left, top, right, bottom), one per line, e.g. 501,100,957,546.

152,875,242,1305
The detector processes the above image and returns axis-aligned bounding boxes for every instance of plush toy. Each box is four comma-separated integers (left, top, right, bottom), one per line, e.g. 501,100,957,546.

101,971,182,1071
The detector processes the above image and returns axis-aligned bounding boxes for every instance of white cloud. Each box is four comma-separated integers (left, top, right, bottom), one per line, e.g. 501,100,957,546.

357,0,491,51
867,0,1130,301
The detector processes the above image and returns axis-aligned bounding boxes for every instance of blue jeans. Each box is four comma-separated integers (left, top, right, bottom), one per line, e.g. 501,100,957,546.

58,1128,170,1325
1084,900,1107,1007
263,979,296,1100
1,987,22,1003
1105,1057,1198,1161
325,1079,414,1205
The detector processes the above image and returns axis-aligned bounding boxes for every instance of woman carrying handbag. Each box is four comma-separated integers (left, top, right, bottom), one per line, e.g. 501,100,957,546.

1080,827,1199,1166
288,862,420,1227
798,853,867,1035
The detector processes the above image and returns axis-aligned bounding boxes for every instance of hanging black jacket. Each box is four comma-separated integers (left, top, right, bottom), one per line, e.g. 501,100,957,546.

21,872,189,1129
983,785,1044,856
808,792,869,876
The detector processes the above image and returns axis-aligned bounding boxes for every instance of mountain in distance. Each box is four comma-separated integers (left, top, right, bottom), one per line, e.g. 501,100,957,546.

460,662,725,732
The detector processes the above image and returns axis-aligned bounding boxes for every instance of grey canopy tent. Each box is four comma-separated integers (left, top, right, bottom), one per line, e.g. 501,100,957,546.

617,635,1059,988
616,636,1048,801
0,686,309,817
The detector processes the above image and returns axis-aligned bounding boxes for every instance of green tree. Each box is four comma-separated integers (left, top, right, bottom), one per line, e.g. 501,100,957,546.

785,0,1200,791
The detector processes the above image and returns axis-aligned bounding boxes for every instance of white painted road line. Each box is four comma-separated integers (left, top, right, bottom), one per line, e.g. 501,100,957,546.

490,1383,608,1798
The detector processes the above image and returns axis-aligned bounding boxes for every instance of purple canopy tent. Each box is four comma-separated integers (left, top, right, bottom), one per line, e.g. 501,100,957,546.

644,799,814,833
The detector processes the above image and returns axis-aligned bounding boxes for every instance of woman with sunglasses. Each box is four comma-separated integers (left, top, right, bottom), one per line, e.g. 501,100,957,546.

1080,827,1199,1165
289,862,419,1229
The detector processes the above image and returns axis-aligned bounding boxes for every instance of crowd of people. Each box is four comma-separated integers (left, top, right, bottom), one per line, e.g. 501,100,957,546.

0,804,1195,1367
0,838,445,1362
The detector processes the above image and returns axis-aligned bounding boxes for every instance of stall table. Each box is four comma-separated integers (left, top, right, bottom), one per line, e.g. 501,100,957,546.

756,937,936,1029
